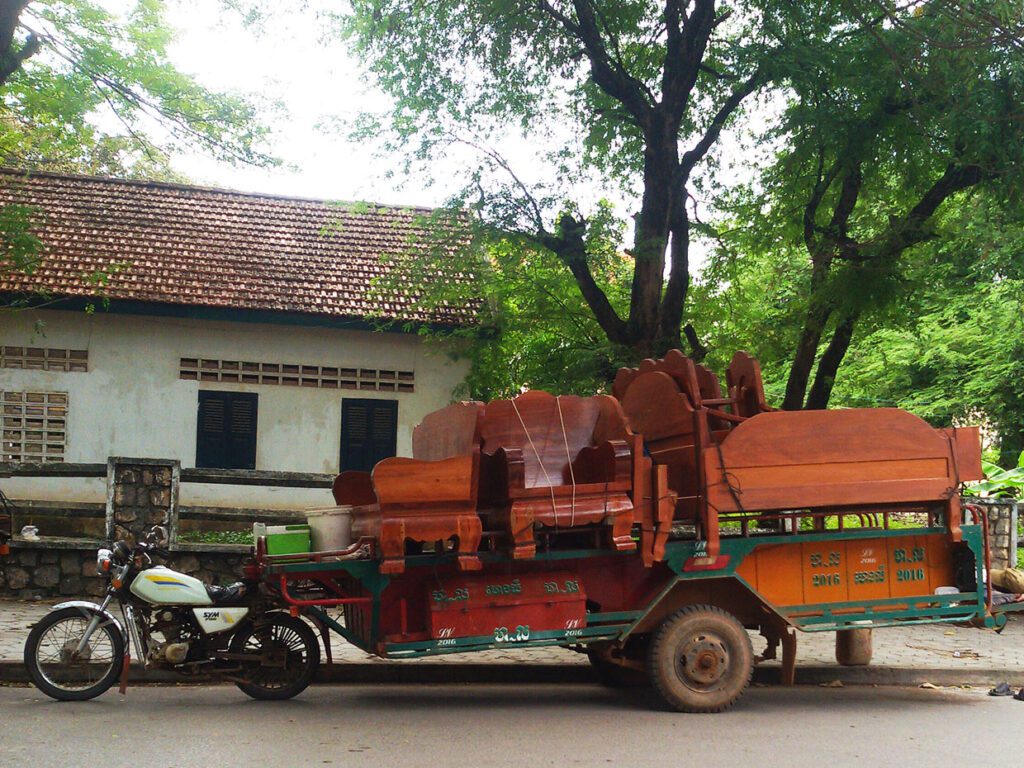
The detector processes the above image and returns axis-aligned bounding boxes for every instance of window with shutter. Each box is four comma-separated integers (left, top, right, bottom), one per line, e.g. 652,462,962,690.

196,391,258,469
340,398,397,473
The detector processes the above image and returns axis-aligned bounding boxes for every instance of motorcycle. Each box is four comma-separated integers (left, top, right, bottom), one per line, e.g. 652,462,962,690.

23,526,319,701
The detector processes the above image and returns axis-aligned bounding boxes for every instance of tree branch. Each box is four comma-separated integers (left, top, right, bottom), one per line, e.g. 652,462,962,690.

536,0,653,127
825,163,864,261
805,311,860,409
679,67,763,178
0,0,37,87
662,0,717,126
539,213,630,344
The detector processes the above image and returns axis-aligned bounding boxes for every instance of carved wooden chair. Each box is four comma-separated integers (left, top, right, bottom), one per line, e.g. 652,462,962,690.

332,402,485,574
725,351,772,420
613,349,768,558
477,390,638,560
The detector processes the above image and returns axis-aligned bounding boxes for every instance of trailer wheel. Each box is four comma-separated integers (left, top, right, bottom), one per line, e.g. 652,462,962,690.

648,605,753,713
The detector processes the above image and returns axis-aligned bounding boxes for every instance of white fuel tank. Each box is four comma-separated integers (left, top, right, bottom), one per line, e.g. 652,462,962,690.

130,566,213,606
192,607,250,634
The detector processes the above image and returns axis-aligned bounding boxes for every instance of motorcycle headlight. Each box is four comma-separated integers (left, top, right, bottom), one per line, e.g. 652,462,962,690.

96,548,112,575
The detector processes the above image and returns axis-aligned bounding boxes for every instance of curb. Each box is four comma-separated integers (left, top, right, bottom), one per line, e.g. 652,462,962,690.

2,660,1021,688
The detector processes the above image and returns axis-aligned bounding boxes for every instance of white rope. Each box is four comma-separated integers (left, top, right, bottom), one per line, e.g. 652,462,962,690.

556,396,577,528
511,396,558,523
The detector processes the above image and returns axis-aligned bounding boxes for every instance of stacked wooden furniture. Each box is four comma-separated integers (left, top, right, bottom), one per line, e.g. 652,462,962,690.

333,401,485,574
332,391,677,573
613,349,983,557
477,390,641,560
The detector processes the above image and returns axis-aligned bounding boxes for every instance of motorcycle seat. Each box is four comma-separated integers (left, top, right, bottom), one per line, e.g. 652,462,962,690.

205,582,246,605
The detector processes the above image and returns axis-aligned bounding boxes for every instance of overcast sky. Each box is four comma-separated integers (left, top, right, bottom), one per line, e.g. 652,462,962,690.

163,2,437,206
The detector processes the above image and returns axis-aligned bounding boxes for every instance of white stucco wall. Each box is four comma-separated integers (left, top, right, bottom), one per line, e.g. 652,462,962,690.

0,308,469,509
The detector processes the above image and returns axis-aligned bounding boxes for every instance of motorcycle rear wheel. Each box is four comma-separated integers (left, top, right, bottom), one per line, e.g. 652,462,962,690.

24,607,125,701
229,613,320,700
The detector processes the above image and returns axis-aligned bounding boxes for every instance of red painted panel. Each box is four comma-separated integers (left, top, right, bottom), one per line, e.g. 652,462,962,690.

428,571,586,642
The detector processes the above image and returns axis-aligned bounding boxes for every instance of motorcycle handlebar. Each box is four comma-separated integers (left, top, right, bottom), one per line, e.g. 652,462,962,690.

144,543,171,559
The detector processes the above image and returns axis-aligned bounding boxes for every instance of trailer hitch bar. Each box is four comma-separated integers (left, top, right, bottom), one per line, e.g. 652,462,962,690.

277,574,373,607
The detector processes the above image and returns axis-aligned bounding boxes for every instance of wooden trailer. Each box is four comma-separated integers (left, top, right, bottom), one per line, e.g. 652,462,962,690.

255,350,1018,713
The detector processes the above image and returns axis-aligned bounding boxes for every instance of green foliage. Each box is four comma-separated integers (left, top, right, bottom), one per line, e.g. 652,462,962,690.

0,1,279,310
3,0,277,176
337,0,1024,406
696,187,1024,460
970,455,1024,499
0,202,43,274
369,205,635,398
178,529,253,545
699,2,1024,409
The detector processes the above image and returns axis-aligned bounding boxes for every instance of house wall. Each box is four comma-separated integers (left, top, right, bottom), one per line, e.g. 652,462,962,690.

0,308,469,510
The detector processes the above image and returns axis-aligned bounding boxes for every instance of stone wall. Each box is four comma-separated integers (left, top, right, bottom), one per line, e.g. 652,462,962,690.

0,544,249,600
980,501,1019,571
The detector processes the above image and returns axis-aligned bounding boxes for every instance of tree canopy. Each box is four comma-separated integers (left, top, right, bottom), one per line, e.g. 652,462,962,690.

340,0,1024,428
1,0,275,177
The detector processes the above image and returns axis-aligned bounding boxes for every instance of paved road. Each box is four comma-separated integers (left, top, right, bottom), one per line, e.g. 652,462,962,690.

4,598,1023,673
1,683,1019,767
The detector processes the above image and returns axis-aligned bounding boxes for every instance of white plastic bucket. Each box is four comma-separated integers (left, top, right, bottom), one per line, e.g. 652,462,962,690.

305,506,353,552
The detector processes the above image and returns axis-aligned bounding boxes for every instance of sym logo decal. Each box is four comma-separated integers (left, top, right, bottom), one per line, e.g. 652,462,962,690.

203,611,221,621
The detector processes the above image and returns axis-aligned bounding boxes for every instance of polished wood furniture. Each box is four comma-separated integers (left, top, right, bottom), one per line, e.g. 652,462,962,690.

615,349,981,558
478,390,639,560
703,410,982,544
332,402,484,574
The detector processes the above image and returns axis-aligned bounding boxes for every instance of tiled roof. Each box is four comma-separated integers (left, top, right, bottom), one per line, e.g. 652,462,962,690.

0,169,475,326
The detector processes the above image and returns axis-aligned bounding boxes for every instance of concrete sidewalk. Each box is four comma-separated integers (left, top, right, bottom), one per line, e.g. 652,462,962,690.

3,597,1022,687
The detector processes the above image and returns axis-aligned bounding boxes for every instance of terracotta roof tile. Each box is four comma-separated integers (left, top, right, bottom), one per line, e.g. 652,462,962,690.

0,169,475,326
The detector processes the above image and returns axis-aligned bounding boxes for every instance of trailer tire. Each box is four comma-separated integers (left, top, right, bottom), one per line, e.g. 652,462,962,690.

647,604,753,713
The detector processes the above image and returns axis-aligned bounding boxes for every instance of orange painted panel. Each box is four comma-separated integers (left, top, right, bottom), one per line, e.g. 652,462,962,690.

845,540,890,601
744,544,804,606
887,536,931,597
741,534,957,609
801,541,847,603
926,533,955,590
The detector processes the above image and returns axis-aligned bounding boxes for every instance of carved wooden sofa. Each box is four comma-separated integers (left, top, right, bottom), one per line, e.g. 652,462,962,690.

702,409,982,544
332,402,485,575
615,349,983,558
478,390,640,560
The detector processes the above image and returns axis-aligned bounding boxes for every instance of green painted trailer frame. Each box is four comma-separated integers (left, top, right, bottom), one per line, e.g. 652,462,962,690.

262,522,1018,663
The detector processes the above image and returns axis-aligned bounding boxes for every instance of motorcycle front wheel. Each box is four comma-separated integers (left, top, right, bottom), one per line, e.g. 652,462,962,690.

24,606,125,701
229,613,320,700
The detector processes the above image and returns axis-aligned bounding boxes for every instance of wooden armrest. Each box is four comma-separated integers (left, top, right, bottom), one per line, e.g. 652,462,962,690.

479,446,518,503
572,439,632,484
372,454,478,507
332,471,376,506
482,445,525,494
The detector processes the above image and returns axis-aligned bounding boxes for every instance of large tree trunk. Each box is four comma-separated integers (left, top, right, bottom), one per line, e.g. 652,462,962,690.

0,1,36,87
782,297,833,410
805,312,859,410
658,175,690,352
628,121,679,346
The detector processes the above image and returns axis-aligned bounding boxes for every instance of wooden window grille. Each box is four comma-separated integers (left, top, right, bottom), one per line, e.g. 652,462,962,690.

340,398,398,473
1,347,88,372
0,391,68,462
179,358,414,392
195,391,258,470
